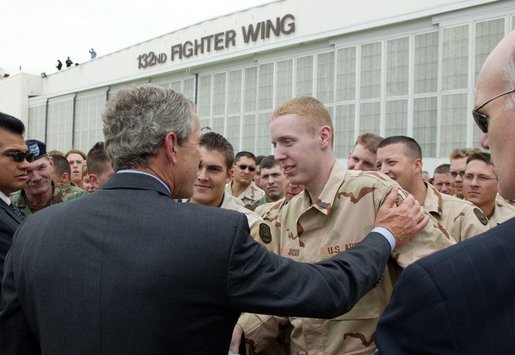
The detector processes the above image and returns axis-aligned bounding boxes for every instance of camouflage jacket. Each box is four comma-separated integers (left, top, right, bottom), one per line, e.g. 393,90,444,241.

239,163,455,355
10,183,87,218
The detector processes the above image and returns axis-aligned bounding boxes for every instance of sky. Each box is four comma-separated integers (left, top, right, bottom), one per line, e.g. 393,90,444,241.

1,0,274,76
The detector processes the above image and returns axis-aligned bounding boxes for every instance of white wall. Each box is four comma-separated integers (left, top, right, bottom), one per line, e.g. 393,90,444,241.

0,74,42,123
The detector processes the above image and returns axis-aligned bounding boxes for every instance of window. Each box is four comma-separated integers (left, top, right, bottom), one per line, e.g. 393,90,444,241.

336,47,356,102
442,25,469,90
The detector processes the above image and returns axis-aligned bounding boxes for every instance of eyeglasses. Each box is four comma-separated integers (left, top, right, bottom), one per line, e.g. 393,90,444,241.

236,164,256,172
464,173,497,183
450,171,465,179
3,150,35,163
472,89,515,133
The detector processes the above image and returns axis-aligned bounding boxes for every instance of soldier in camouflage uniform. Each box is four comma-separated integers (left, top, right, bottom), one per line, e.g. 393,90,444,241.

189,132,262,229
463,152,515,227
10,140,86,218
225,151,264,210
235,97,455,355
376,136,490,242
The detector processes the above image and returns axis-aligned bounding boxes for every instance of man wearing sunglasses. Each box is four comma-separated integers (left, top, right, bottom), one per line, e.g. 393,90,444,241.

0,112,33,287
376,31,515,354
226,151,264,210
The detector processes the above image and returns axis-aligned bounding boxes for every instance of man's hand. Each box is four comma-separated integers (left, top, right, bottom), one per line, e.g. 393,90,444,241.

229,324,243,354
375,188,429,247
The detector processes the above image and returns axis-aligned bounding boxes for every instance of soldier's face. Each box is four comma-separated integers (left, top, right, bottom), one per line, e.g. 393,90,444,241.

0,129,30,195
232,156,256,187
450,157,467,198
260,164,288,201
66,153,84,185
376,143,420,192
192,147,231,207
463,160,498,212
347,144,377,171
271,114,325,188
433,173,454,195
26,157,54,197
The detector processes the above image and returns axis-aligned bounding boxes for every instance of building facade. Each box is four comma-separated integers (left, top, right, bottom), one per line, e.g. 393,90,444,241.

0,0,513,171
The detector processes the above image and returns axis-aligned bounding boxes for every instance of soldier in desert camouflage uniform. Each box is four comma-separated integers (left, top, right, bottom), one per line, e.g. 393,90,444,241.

10,140,86,218
225,151,264,210
376,136,490,242
463,152,515,227
234,97,454,355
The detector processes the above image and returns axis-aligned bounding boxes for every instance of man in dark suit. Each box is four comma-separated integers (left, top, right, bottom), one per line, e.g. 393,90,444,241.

0,112,33,288
0,85,427,354
375,31,515,354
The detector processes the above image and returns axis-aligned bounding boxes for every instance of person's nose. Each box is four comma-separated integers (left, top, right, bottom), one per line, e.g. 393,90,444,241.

480,133,489,150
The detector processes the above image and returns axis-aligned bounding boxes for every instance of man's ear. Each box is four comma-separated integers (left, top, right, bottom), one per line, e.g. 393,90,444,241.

62,172,70,184
163,132,179,164
225,169,232,184
88,174,99,190
319,125,332,149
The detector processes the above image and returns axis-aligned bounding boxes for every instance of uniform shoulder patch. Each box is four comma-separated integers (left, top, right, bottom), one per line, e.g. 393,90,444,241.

473,207,489,226
259,223,272,244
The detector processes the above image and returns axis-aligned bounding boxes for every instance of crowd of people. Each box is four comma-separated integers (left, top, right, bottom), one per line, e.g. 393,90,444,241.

0,31,514,354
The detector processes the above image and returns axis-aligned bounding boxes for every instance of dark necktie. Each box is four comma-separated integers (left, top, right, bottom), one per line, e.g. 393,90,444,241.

9,203,25,221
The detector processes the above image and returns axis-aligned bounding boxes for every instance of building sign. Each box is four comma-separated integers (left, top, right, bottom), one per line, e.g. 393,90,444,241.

137,14,295,69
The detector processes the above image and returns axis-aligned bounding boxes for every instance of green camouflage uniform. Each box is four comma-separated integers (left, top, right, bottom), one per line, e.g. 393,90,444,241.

10,183,87,218
239,163,455,355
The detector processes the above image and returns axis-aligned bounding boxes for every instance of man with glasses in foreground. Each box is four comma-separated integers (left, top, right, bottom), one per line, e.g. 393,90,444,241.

226,151,264,210
376,31,515,354
0,112,33,287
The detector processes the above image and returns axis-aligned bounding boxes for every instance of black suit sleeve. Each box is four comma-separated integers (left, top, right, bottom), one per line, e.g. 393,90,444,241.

227,215,392,318
375,262,455,355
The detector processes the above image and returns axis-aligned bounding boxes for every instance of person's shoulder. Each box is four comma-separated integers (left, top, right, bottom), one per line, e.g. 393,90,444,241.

54,183,87,200
343,170,397,190
416,217,515,269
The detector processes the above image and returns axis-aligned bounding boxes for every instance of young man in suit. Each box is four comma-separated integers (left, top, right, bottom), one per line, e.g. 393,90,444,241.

376,31,515,354
0,85,426,354
0,112,33,287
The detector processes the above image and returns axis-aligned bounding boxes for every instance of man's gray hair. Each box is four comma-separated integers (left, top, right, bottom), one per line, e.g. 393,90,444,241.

103,85,196,171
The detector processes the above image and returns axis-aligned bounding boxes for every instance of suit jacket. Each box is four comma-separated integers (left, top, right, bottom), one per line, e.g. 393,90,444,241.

0,172,392,354
376,217,515,354
0,198,23,289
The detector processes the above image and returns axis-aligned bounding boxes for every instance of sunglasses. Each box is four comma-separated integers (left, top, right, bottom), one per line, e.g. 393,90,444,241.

472,89,515,133
236,164,256,172
3,150,35,163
